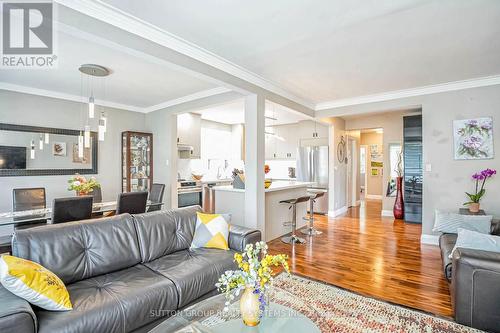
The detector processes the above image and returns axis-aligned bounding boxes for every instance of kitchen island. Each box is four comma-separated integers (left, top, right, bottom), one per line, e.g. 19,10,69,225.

213,181,313,241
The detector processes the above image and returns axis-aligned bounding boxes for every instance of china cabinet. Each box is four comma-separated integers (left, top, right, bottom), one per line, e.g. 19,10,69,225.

122,131,153,192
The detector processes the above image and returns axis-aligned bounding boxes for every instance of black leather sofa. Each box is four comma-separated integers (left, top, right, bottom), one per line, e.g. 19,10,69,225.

0,206,261,333
439,219,500,332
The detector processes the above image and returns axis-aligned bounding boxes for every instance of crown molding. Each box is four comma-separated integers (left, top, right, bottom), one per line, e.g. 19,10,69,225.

143,87,232,113
54,0,315,110
315,75,500,111
0,82,144,112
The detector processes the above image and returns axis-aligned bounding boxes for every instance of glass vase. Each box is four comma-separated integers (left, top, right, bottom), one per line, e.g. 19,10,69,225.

240,287,261,326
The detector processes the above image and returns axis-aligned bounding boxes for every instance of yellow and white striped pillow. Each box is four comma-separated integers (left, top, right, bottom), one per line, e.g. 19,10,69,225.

0,255,72,311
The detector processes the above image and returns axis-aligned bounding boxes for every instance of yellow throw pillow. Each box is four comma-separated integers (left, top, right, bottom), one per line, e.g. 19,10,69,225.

0,255,72,311
190,212,230,250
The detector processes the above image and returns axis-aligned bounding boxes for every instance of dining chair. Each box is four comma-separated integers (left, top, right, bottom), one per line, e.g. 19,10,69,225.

147,183,165,212
90,187,102,203
51,196,93,224
90,187,103,217
116,191,148,215
12,187,47,230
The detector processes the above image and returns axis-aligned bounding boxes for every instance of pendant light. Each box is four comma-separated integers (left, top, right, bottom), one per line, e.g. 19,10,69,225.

30,140,35,159
78,64,110,144
39,134,44,150
84,125,91,148
98,111,107,141
78,132,84,158
88,96,95,119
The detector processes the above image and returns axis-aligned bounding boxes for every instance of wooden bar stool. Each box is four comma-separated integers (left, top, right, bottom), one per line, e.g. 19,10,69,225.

301,190,326,236
280,195,311,244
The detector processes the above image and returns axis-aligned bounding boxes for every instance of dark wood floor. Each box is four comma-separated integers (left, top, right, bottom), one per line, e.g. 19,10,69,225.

267,200,452,318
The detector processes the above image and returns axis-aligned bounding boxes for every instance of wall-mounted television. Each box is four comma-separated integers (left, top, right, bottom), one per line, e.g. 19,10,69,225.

0,145,27,169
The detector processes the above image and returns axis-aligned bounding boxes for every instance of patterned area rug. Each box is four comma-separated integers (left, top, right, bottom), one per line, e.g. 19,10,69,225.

265,274,481,333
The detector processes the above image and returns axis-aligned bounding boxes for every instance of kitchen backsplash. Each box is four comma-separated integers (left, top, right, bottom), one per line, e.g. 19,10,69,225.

178,159,244,181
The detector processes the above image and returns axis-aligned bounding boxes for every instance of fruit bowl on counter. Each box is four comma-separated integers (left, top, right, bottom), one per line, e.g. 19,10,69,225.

191,173,203,181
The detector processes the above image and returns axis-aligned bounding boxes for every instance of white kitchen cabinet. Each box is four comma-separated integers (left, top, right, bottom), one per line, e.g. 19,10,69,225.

297,120,328,139
265,129,278,159
177,113,201,159
265,124,298,160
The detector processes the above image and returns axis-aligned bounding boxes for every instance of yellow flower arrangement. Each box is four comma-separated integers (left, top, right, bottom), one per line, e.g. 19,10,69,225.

216,241,290,315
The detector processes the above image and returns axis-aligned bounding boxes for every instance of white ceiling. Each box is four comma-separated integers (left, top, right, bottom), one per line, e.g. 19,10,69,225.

0,23,217,110
194,99,310,126
101,0,500,104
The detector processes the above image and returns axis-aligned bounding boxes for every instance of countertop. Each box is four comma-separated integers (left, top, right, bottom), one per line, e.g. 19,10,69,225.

199,178,233,184
212,181,313,193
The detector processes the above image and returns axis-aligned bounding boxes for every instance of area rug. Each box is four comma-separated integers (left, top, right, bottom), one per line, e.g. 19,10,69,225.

268,274,481,332
199,274,482,333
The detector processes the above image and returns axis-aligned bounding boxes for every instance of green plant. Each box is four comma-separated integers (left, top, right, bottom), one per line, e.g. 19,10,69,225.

68,174,100,194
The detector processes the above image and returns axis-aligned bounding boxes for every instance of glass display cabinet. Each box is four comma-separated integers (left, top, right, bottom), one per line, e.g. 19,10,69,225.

122,131,153,192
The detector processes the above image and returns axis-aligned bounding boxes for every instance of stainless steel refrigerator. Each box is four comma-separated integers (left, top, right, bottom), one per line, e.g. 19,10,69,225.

296,146,329,214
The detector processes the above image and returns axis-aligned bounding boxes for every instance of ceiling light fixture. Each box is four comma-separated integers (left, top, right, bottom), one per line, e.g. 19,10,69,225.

79,64,111,145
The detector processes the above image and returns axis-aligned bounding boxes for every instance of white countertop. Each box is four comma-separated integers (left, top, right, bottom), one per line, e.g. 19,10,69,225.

199,178,233,184
212,181,314,193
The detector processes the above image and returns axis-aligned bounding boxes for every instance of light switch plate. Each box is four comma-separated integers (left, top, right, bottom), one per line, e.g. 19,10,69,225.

425,164,432,172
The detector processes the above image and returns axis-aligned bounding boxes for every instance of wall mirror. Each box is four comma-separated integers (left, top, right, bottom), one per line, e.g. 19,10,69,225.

0,123,98,176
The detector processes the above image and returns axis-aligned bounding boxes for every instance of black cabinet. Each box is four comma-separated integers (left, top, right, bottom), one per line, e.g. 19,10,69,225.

403,115,423,223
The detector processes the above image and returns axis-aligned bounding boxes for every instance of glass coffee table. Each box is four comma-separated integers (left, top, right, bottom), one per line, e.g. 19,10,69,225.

149,285,321,333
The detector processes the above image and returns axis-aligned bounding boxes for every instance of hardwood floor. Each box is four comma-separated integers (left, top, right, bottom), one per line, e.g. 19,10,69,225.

267,199,452,317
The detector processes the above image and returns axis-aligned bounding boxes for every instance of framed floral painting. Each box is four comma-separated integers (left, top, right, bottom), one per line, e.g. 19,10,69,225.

453,117,494,160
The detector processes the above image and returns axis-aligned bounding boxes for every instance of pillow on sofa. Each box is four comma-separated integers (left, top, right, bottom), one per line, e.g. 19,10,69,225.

433,210,492,234
450,228,500,258
0,255,72,311
190,212,230,250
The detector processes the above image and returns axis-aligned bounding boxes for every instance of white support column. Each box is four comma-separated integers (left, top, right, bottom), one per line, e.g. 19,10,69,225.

244,94,266,238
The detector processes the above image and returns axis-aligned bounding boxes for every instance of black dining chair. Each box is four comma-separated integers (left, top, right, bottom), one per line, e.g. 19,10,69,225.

51,197,93,224
147,183,165,212
89,187,103,217
116,191,148,215
90,187,102,203
12,187,47,229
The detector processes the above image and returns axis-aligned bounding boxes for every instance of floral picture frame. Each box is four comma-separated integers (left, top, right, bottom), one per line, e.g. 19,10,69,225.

453,117,493,160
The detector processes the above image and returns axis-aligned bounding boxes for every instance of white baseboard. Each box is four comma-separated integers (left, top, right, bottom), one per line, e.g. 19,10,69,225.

366,194,383,200
420,234,439,246
328,206,348,217
381,210,394,217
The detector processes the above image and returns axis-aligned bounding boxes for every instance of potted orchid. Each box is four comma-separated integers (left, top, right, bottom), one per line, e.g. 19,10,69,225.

464,168,496,213
216,242,289,327
68,174,100,196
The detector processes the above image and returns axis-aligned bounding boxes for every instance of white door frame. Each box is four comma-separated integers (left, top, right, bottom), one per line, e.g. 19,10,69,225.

360,144,368,200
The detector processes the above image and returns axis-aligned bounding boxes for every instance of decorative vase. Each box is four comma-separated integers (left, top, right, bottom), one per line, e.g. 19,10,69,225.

240,287,261,327
393,176,404,219
76,191,89,196
469,202,480,213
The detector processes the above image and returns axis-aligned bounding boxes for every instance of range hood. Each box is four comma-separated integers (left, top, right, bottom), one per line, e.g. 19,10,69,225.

177,143,194,152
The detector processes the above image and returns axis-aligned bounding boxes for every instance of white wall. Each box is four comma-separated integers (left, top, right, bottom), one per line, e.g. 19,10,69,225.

144,109,178,209
0,90,146,210
327,117,347,215
319,85,500,236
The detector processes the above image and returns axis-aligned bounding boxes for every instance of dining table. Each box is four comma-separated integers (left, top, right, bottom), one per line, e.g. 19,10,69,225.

0,200,163,227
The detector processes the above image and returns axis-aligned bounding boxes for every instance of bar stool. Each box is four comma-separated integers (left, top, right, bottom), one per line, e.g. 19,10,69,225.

301,190,326,236
280,196,311,244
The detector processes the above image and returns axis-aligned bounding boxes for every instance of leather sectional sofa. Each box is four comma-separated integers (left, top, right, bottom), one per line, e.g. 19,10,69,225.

0,206,261,333
439,219,500,332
